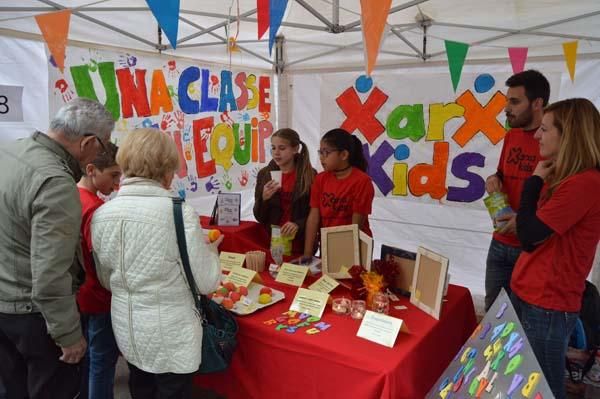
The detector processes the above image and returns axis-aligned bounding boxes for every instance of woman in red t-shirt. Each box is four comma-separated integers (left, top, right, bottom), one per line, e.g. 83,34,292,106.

304,128,375,257
253,129,316,258
510,98,600,399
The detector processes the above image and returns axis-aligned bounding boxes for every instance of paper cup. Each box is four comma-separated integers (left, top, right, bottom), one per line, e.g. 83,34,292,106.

270,170,282,186
246,251,266,272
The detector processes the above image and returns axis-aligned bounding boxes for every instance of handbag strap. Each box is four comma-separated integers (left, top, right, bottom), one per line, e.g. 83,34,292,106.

172,197,207,321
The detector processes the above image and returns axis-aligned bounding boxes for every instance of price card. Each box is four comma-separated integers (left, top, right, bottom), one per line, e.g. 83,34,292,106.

308,274,339,294
275,263,308,286
224,266,256,288
356,311,409,348
289,288,329,318
219,252,245,272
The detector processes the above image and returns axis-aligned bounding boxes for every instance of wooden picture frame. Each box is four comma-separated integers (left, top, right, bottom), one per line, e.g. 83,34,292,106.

359,231,373,271
409,246,449,320
320,225,360,279
380,244,416,295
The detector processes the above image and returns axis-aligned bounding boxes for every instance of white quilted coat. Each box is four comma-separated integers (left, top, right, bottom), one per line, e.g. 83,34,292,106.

91,177,221,374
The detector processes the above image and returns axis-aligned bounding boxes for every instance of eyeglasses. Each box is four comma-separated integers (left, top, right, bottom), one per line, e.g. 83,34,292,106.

84,133,107,155
317,148,340,157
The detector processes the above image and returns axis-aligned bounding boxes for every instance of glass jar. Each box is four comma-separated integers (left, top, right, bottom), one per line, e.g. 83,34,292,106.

351,300,367,319
371,292,389,315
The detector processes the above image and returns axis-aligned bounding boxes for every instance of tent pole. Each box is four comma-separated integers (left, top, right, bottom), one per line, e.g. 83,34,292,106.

275,35,285,74
295,0,333,30
178,16,274,65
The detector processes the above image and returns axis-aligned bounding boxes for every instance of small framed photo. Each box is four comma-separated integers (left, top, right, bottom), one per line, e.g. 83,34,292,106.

409,246,449,320
216,193,241,226
380,244,416,295
320,225,360,279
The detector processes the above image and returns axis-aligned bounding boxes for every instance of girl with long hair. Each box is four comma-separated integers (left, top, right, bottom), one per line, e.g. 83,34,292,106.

510,98,600,398
253,128,316,258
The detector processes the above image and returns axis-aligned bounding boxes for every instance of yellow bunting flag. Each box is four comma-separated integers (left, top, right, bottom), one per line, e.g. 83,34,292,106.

562,41,578,82
35,10,71,73
360,0,392,76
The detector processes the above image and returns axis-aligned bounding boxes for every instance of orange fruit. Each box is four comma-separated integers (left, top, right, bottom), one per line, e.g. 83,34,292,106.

230,292,241,303
222,298,234,310
207,229,222,242
223,282,236,292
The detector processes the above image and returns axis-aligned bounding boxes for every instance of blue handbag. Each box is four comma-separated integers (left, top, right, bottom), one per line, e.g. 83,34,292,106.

172,198,238,374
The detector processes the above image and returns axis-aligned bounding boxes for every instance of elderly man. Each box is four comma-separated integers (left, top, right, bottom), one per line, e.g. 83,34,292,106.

0,98,114,399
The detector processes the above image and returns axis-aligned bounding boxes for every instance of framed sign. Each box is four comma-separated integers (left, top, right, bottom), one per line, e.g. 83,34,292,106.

320,224,360,279
359,231,373,271
216,193,241,226
410,246,449,320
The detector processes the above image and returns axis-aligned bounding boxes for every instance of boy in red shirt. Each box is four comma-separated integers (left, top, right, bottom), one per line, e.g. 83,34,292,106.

77,142,121,399
483,70,550,311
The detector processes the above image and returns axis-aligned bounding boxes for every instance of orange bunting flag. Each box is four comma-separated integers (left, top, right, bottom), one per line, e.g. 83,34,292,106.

360,0,392,76
35,9,71,73
562,41,578,82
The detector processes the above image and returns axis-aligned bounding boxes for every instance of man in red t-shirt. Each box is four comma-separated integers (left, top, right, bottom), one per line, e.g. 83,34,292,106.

483,70,550,311
77,142,121,399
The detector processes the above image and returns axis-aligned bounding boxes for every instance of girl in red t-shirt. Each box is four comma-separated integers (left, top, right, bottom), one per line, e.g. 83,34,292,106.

303,128,375,257
510,98,600,399
253,129,316,258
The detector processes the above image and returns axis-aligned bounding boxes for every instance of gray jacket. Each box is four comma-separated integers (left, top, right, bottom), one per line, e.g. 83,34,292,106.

0,132,83,347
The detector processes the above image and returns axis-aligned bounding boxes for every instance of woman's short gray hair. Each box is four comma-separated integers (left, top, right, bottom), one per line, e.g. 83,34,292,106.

49,98,115,141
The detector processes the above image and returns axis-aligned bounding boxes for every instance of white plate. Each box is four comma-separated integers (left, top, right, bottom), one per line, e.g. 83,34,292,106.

213,281,285,316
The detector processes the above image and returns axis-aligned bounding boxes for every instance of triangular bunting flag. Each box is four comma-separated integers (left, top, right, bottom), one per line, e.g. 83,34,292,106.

360,0,392,76
562,41,578,82
145,0,180,49
35,10,71,73
508,47,528,74
445,40,470,92
269,0,288,55
257,0,270,40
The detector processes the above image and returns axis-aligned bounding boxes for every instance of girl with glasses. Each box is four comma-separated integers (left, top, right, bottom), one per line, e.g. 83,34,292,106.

303,128,375,258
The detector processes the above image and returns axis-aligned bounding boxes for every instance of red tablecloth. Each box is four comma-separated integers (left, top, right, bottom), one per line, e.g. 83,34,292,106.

195,272,477,399
200,216,270,255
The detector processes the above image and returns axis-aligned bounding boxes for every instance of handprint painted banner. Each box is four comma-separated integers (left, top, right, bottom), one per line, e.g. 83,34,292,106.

48,47,273,197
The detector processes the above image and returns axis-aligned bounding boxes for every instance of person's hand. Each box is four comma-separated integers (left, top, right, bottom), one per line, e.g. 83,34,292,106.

496,213,517,235
262,180,280,201
485,174,503,194
208,234,224,250
281,222,298,237
59,336,87,364
533,160,555,181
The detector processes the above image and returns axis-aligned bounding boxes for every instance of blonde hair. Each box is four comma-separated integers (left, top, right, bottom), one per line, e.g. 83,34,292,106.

544,98,600,193
116,128,180,182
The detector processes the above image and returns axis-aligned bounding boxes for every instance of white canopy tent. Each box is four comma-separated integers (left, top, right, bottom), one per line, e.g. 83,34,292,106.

1,0,600,314
1,0,600,72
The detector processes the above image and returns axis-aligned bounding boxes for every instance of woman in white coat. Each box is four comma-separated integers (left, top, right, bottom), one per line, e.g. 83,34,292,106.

91,128,222,399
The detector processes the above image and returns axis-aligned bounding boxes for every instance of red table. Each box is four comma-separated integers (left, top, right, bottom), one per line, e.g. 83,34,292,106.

200,216,270,255
195,272,477,399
